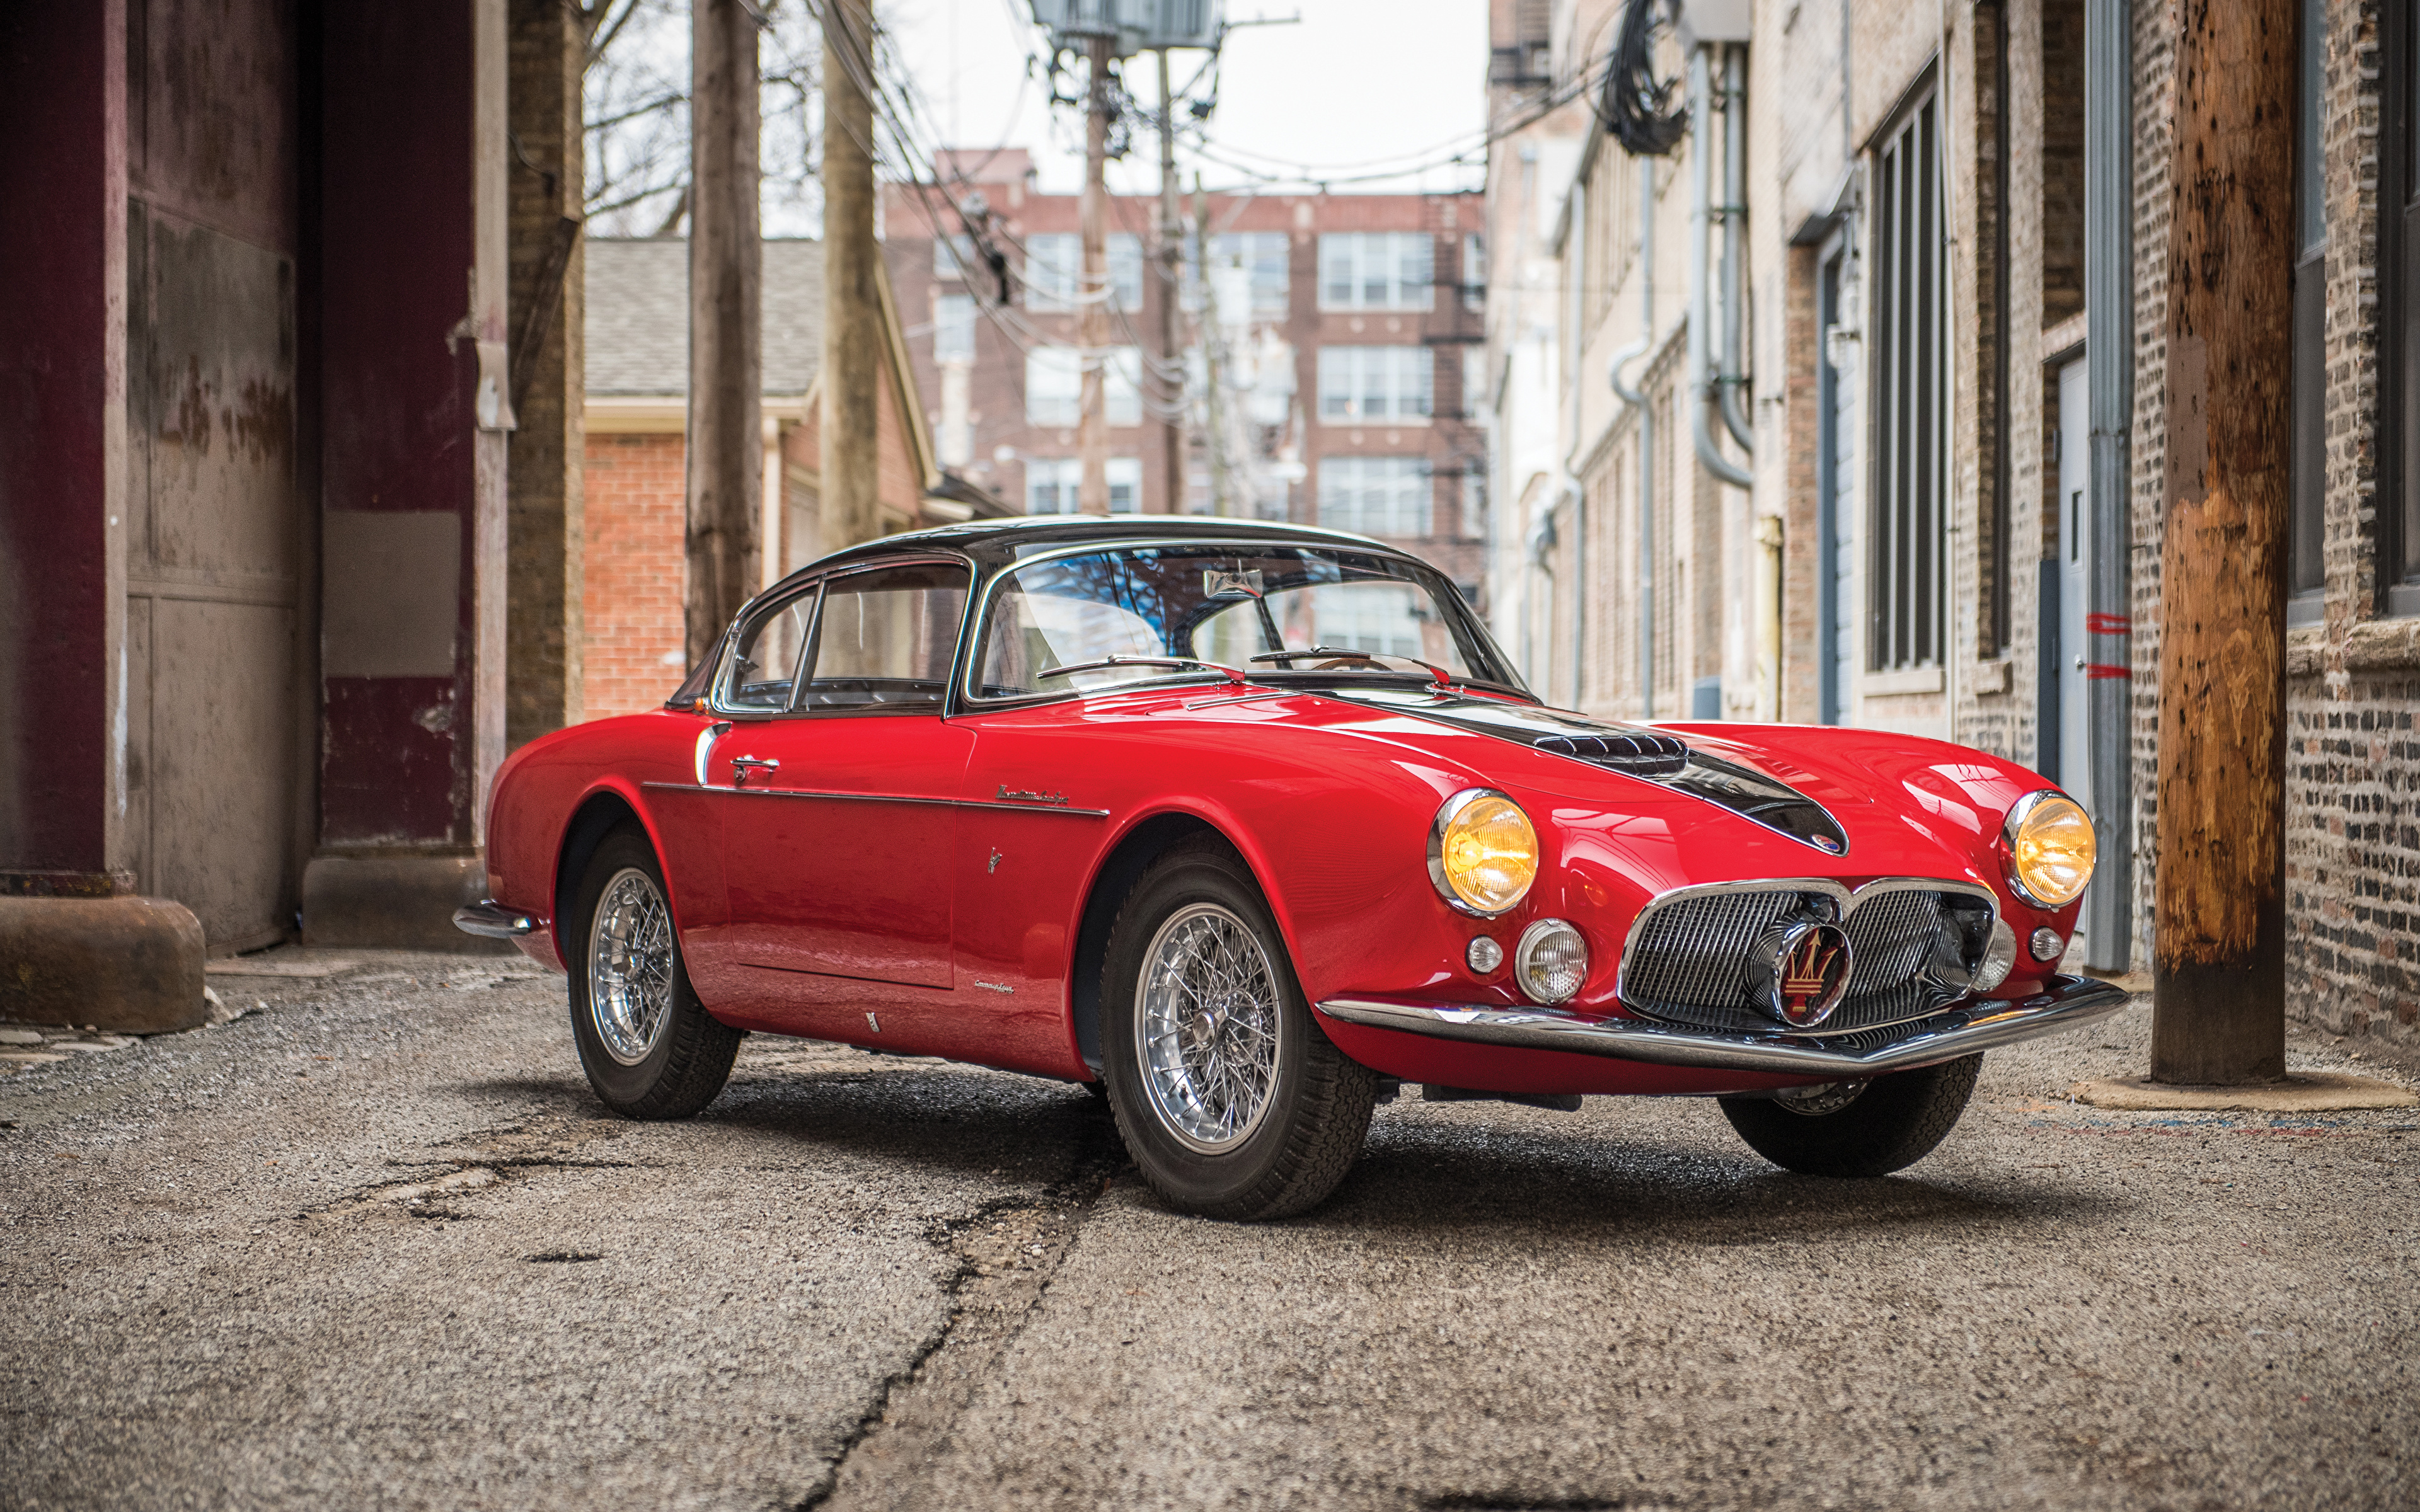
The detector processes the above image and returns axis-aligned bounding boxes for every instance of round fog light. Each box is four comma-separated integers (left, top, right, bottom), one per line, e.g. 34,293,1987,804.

1973,919,2019,994
2029,926,2065,963
1466,936,1504,974
1513,919,1588,1005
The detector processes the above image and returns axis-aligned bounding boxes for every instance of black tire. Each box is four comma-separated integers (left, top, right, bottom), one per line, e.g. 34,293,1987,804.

1717,1053,1983,1177
565,826,741,1120
1100,838,1376,1220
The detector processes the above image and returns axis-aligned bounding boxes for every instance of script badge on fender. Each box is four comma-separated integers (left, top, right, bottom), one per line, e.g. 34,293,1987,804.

1751,921,1855,1028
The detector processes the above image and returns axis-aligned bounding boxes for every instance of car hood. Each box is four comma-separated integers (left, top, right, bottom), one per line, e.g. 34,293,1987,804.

1310,687,1852,856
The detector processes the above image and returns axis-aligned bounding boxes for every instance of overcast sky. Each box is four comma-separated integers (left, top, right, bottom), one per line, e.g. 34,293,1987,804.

878,0,1492,199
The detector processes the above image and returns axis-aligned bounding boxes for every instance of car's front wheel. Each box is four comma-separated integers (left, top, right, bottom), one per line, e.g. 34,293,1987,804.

566,826,741,1120
1100,838,1376,1220
1716,1053,1983,1177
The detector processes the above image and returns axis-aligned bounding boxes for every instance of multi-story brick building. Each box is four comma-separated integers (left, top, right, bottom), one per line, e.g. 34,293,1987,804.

1489,0,2420,1046
880,154,1490,598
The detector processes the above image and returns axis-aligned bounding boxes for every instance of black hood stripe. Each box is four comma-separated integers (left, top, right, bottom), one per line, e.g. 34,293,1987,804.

1316,689,1851,856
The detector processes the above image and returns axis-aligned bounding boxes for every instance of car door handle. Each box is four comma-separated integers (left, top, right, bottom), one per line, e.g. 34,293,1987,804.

730,755,780,786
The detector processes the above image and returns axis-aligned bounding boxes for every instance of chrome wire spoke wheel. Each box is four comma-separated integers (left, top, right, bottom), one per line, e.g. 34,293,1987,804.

1136,903,1284,1154
588,867,676,1066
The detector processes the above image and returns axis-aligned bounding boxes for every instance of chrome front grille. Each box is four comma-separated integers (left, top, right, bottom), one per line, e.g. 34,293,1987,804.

1618,883,1988,1037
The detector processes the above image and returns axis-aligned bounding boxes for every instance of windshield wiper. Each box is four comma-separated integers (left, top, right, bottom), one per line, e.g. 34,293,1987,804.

1035,654,1249,689
1249,647,1455,689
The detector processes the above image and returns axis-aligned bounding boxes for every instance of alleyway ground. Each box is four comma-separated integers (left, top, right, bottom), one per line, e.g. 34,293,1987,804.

1,953,2412,1511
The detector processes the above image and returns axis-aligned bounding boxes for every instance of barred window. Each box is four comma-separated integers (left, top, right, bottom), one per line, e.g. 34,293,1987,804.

1318,233,1434,311
1318,455,1431,537
1317,346,1433,423
1868,85,1947,672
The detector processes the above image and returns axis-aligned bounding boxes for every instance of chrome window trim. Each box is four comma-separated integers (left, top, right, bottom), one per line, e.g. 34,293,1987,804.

708,553,979,721
1611,875,2000,1022
954,535,1518,711
1999,788,2090,909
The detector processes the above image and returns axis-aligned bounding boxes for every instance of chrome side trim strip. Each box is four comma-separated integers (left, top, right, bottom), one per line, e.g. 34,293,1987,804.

453,900,538,939
637,780,1111,818
1315,974,2129,1077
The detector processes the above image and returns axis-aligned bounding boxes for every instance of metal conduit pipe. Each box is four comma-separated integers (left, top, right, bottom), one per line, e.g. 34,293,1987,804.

1686,45,1752,491
2083,0,2134,970
1610,156,1656,718
1717,43,1754,454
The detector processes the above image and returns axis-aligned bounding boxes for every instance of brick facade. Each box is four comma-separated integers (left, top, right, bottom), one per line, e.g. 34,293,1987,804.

1496,0,2419,1049
580,432,689,719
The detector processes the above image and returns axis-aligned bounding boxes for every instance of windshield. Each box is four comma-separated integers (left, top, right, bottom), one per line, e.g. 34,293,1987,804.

972,542,1522,699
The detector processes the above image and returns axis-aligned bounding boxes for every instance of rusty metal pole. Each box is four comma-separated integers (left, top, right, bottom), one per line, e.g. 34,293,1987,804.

685,0,763,662
1156,47,1183,515
821,0,884,550
2150,0,2295,1084
1077,32,1113,516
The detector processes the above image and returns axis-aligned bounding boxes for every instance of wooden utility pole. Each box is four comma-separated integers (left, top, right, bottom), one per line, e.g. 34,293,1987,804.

1076,33,1114,515
2150,0,2295,1084
1156,48,1184,515
686,0,763,662
821,0,884,549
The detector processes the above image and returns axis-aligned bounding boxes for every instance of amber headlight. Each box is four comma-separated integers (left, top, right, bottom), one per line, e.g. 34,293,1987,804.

2004,791,2096,909
1428,788,1538,917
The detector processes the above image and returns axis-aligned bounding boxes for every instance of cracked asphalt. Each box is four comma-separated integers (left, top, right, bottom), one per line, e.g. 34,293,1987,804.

3,951,2414,1511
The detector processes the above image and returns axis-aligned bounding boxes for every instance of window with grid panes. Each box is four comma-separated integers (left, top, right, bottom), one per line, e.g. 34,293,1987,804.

1318,455,1431,536
1184,232,1291,314
1025,346,1143,427
1867,84,1947,672
1316,347,1433,422
1025,457,1142,514
1318,233,1435,311
1023,233,1143,312
933,294,975,363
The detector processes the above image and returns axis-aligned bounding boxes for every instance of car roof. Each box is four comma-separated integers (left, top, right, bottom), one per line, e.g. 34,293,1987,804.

771,514,1429,589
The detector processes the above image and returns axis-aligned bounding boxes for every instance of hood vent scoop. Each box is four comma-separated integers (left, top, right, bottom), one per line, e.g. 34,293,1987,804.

1528,731,1690,777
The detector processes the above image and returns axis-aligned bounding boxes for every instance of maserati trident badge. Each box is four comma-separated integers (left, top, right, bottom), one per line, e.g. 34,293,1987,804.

1748,920,1855,1028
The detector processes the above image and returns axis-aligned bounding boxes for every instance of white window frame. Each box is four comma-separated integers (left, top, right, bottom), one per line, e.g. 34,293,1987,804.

1317,455,1432,537
1023,232,1144,312
1866,81,1948,674
1025,457,1143,514
1025,346,1143,428
933,293,975,364
1316,346,1434,424
1318,232,1436,311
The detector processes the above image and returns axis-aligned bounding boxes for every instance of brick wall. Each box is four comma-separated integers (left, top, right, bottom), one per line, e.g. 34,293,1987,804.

581,432,689,720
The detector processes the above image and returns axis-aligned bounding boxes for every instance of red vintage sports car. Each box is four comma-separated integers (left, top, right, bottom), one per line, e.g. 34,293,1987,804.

459,517,2119,1219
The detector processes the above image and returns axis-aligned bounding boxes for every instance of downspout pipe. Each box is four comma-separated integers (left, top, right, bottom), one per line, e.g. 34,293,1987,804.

1611,156,1656,718
2083,0,2133,971
1717,43,1754,453
1688,45,1753,491
1564,176,1589,710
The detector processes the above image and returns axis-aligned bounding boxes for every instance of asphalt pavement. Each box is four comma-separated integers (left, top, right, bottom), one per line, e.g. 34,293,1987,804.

3,952,2413,1511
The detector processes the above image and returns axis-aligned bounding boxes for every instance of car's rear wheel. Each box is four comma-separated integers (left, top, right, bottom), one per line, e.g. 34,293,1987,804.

1101,838,1375,1220
567,827,740,1120
1716,1053,1983,1177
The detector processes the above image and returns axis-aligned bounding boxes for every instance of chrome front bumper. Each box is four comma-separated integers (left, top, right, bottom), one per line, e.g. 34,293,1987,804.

1317,974,2131,1079
453,900,537,939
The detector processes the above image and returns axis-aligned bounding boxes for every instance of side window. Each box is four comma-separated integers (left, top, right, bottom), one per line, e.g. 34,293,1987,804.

715,588,816,713
801,563,970,709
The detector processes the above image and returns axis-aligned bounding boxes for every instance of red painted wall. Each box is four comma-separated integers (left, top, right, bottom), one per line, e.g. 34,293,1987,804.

317,3,476,845
0,2,127,874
